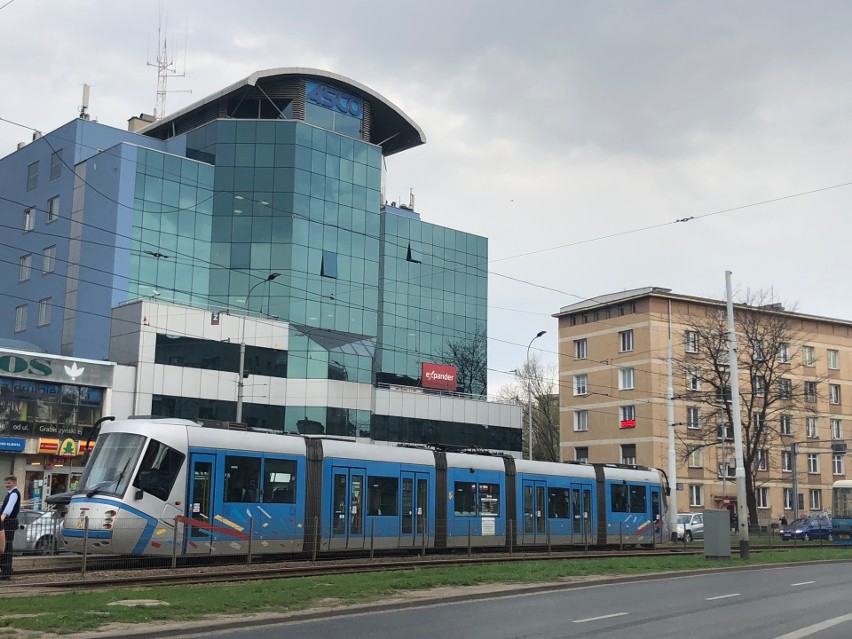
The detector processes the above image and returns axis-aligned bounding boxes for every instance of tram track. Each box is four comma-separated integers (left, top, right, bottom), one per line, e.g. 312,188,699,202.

2,541,835,596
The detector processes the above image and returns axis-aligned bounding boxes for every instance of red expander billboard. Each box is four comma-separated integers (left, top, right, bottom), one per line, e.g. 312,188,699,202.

421,363,458,391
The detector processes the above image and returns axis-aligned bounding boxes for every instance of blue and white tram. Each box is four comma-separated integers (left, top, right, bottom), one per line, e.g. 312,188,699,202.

63,417,668,556
831,480,852,545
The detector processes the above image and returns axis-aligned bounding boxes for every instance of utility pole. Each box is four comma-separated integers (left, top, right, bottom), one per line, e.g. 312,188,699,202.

791,441,800,520
726,271,749,559
667,300,678,540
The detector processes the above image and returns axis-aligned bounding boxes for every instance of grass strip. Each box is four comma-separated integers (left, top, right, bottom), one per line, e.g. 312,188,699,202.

0,548,848,636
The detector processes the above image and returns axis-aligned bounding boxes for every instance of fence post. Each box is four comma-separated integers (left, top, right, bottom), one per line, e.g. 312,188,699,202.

370,519,375,561
312,516,319,562
247,515,254,566
172,516,179,569
81,516,89,578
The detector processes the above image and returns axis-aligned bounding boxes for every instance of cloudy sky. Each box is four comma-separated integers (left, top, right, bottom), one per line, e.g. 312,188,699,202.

2,1,850,396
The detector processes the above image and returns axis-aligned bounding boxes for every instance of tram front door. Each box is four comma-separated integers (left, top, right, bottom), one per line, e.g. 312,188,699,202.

185,453,216,554
330,466,366,550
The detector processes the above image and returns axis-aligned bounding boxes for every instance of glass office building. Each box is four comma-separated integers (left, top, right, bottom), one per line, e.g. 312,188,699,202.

1,68,519,453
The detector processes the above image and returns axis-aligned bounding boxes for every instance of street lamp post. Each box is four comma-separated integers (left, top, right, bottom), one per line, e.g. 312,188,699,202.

526,330,547,461
236,272,280,423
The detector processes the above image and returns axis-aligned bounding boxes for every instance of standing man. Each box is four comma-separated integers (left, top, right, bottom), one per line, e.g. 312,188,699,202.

1,475,21,580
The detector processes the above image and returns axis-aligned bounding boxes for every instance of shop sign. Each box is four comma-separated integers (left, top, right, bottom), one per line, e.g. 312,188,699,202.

33,422,86,438
0,437,25,452
38,439,59,454
421,363,458,391
0,421,35,437
0,349,114,386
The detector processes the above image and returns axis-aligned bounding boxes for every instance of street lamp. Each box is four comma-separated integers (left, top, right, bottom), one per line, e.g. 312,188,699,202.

526,330,547,461
236,272,280,423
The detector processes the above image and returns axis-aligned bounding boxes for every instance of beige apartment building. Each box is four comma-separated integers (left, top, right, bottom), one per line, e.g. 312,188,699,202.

554,287,852,527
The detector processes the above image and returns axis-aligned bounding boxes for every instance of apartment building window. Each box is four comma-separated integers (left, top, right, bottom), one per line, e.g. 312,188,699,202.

757,487,769,509
684,330,699,354
621,444,636,465
24,207,34,231
780,414,793,436
37,298,52,327
15,304,27,332
19,254,32,282
757,449,768,471
689,484,703,507
807,453,820,474
619,330,633,353
718,459,735,479
827,349,839,370
717,422,734,441
618,367,634,390
754,413,765,430
829,384,841,405
751,339,767,363
575,447,588,464
833,453,845,475
42,245,56,274
687,406,701,429
831,419,843,440
753,377,766,397
782,451,792,472
716,385,732,403
574,339,587,360
26,161,38,190
49,149,63,179
688,446,703,468
619,405,636,428
686,370,701,392
573,410,588,432
777,342,790,363
47,195,60,222
806,416,818,438
778,378,791,399
573,374,588,396
804,381,817,403
810,490,822,511
803,346,815,367
783,488,793,510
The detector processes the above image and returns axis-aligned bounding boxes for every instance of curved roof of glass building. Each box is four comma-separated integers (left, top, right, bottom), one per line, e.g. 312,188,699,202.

140,67,426,156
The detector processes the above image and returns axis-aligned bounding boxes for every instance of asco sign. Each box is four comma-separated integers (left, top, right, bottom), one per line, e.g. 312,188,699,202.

421,363,458,392
306,81,364,120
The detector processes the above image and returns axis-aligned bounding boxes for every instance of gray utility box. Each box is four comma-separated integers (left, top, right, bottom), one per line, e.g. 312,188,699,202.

703,509,732,559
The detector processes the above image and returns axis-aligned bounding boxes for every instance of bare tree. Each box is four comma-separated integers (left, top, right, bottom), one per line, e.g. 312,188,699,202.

675,290,822,526
497,354,560,461
440,325,488,397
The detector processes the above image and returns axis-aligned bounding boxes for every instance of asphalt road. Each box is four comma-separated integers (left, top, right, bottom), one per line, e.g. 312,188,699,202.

183,562,852,639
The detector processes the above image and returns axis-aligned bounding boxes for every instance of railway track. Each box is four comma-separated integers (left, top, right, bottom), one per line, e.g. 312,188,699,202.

3,547,711,594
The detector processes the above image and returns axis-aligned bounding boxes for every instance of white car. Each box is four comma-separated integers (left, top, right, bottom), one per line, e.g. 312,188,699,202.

675,512,704,542
12,510,64,555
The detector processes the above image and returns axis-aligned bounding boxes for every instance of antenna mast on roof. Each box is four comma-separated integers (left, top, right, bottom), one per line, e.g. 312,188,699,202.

147,6,191,120
79,84,91,120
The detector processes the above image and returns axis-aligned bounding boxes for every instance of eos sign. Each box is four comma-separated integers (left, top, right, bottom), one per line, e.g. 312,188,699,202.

421,363,457,392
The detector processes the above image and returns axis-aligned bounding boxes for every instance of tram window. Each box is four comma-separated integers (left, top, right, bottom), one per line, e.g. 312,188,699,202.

263,458,296,503
224,456,261,503
629,485,647,512
479,484,500,516
132,439,185,501
367,476,398,516
548,488,570,519
611,484,629,512
454,481,477,516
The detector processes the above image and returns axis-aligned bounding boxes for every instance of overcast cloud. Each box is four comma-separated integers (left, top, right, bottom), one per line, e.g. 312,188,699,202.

2,1,850,395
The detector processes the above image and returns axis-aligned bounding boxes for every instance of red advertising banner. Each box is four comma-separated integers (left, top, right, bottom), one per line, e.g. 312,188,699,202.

421,363,458,391
619,420,636,429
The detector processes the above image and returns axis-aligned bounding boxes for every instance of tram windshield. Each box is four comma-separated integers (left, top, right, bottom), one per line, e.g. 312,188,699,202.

76,432,146,498
833,486,852,519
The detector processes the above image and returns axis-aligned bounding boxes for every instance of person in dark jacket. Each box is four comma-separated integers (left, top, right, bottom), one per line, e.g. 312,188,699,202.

1,475,21,580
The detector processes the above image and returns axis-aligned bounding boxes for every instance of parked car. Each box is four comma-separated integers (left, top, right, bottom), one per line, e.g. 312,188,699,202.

779,517,832,541
675,512,704,542
12,510,64,555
